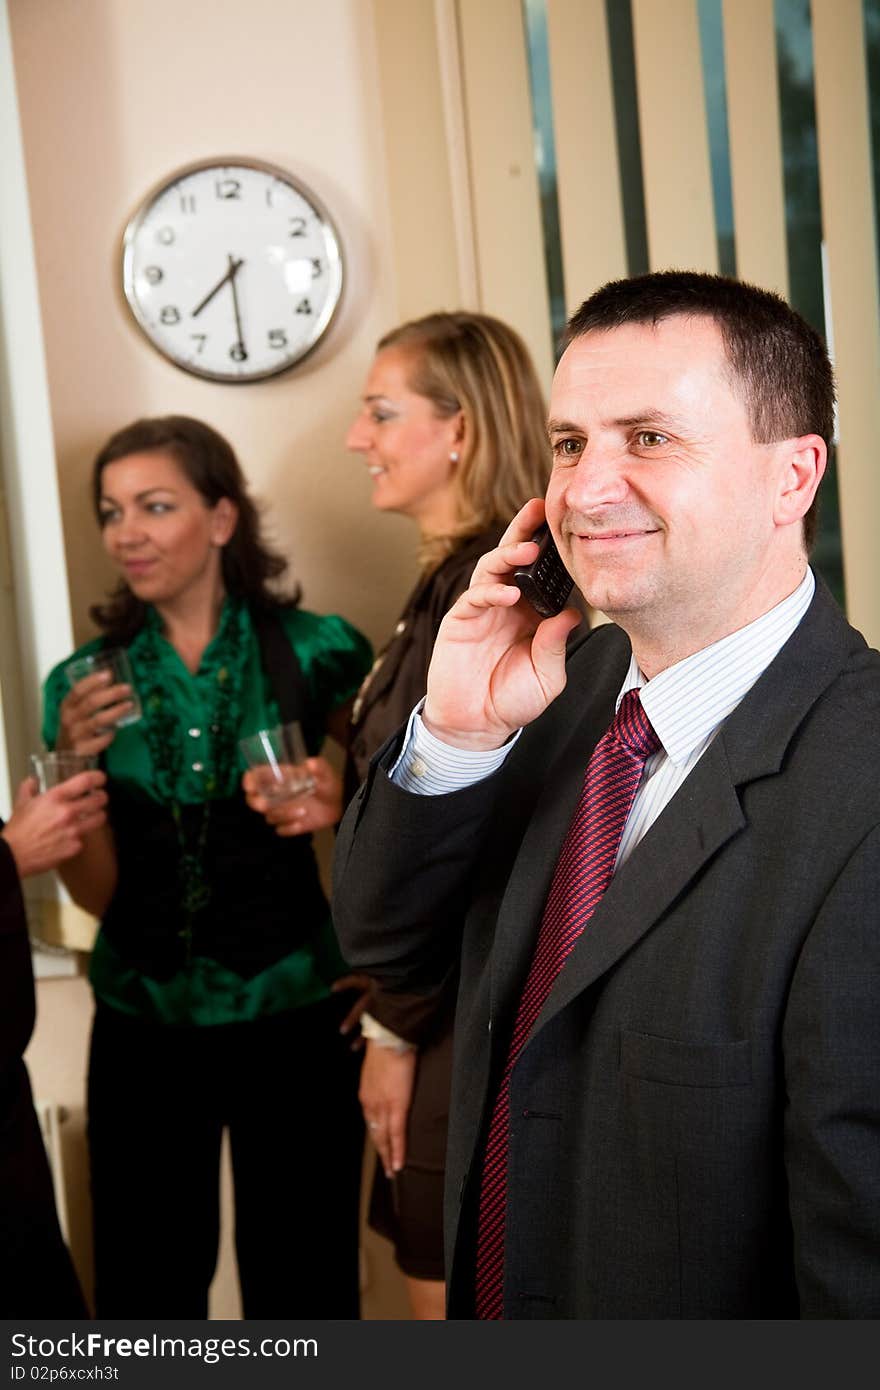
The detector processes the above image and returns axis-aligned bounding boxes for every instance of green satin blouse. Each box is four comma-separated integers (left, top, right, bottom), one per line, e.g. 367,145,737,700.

41,599,372,1026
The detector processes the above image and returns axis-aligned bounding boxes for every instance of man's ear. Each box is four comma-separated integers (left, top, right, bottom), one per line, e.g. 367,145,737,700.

211,497,239,546
773,434,827,530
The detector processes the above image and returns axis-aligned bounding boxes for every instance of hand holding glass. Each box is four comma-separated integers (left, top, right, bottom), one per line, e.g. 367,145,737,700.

239,722,316,803
64,647,142,728
30,750,98,792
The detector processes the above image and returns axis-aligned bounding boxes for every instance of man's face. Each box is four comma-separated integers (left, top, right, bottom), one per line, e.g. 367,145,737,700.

545,315,791,659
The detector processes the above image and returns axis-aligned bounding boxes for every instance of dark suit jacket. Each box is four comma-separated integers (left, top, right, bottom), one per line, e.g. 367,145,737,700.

0,833,85,1316
346,529,503,798
344,529,503,1045
333,578,880,1317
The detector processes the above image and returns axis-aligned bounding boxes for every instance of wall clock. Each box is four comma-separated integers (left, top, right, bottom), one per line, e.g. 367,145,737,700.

121,157,344,383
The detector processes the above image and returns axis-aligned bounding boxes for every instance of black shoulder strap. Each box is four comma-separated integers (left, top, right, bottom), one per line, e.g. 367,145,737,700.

251,606,310,726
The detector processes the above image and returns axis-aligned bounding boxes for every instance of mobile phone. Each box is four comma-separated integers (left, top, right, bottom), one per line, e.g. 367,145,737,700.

512,523,574,618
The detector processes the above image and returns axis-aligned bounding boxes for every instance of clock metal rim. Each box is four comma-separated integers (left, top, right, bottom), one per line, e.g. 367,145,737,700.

121,155,345,384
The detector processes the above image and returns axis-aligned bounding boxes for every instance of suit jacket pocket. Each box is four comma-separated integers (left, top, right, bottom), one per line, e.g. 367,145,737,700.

620,1029,752,1087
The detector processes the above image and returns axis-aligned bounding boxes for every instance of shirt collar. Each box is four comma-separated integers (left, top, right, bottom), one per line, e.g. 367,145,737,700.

617,568,816,765
138,594,242,667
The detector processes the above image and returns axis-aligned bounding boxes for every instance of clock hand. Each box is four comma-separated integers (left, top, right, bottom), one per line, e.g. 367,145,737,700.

227,253,247,359
190,257,243,318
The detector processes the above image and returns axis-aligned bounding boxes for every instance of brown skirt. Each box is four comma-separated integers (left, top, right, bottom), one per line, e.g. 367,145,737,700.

367,1019,453,1281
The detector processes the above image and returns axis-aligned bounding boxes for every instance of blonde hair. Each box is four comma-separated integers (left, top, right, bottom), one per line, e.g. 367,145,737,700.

378,312,550,569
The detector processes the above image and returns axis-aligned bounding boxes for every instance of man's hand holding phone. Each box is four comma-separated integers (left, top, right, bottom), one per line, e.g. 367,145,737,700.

421,498,581,752
512,521,575,617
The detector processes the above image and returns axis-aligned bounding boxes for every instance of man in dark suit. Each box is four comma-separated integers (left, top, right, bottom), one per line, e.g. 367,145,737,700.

1,767,106,1316
333,271,880,1318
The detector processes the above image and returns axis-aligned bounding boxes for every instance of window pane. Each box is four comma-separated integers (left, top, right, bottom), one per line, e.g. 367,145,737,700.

523,0,566,350
775,0,844,605
865,0,880,287
698,0,736,276
605,0,649,276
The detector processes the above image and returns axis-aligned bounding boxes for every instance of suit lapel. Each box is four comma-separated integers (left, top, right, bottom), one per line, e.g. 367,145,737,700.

501,576,862,1046
354,573,427,720
354,536,493,727
355,619,411,716
533,735,744,1034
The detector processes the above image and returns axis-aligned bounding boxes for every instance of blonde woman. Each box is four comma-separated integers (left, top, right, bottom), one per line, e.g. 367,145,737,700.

344,312,551,1317
249,312,551,1315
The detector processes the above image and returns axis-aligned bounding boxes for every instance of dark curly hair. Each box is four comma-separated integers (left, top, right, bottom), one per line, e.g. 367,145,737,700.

89,415,299,643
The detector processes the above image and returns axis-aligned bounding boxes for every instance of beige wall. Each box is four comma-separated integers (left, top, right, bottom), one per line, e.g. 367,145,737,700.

9,0,421,657
8,0,429,1319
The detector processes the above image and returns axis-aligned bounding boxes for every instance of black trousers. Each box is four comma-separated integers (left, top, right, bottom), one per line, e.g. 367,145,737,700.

87,996,364,1318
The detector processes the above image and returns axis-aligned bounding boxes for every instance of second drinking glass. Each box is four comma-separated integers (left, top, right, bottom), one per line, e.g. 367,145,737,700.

238,721,316,802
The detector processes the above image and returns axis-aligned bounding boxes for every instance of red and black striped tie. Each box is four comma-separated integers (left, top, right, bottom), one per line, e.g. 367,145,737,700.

474,688,660,1319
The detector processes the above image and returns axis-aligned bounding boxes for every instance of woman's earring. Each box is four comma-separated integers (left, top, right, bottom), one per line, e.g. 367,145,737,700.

449,450,460,463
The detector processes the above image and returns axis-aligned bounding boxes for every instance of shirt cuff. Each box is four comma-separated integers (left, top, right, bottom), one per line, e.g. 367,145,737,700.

360,1012,417,1052
389,700,520,795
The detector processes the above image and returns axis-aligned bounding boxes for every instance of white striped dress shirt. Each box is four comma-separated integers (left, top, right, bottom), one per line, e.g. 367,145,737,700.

392,568,815,872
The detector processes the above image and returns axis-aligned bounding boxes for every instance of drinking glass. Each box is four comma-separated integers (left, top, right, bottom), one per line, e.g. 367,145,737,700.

30,751,98,792
239,721,316,802
64,647,142,727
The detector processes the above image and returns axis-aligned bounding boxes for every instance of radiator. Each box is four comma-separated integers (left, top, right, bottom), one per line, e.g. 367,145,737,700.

34,1099,71,1243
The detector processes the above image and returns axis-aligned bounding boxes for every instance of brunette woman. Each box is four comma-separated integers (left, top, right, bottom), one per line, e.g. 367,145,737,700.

42,416,372,1317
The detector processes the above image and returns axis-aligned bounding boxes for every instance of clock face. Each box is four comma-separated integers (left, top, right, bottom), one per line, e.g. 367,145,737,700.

121,158,344,383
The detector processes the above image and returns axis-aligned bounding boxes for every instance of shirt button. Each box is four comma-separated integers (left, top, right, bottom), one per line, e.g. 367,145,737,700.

410,757,428,778
394,620,407,636
192,761,204,773
188,727,201,738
